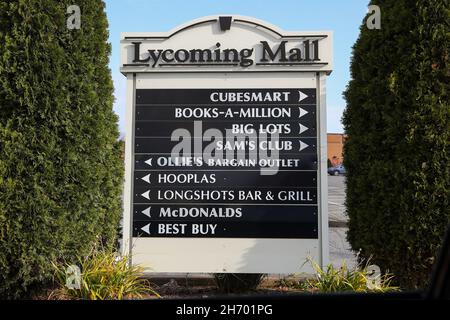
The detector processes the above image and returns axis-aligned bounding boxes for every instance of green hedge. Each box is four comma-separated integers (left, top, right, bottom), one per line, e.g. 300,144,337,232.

343,0,449,289
0,0,123,298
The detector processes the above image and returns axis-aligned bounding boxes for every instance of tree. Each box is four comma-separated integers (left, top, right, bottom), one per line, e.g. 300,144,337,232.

343,0,449,289
0,0,123,298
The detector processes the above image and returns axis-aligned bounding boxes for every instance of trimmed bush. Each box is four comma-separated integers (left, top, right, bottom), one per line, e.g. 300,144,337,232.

343,0,449,289
0,0,123,298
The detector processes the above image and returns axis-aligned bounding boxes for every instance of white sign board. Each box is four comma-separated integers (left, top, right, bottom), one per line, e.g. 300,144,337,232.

121,15,332,273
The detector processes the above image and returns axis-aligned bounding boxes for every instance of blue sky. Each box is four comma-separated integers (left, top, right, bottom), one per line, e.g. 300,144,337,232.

105,0,369,134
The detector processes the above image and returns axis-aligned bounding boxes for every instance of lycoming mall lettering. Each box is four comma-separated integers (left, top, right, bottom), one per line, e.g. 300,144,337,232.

132,40,320,67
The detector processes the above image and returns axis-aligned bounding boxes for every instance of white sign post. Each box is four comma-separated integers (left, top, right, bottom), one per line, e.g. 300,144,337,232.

121,15,332,274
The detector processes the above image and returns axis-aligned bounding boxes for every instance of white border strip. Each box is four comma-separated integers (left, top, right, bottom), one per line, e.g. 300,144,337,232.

122,74,136,259
317,72,329,267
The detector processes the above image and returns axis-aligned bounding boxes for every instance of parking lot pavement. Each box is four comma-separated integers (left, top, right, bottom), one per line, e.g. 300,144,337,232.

328,175,347,223
328,175,358,268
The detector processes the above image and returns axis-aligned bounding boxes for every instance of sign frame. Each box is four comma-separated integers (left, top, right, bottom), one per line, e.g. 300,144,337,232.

121,15,331,273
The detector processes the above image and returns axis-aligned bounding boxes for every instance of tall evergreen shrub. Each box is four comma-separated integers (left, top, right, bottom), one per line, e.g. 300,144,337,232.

0,0,123,298
343,0,449,288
